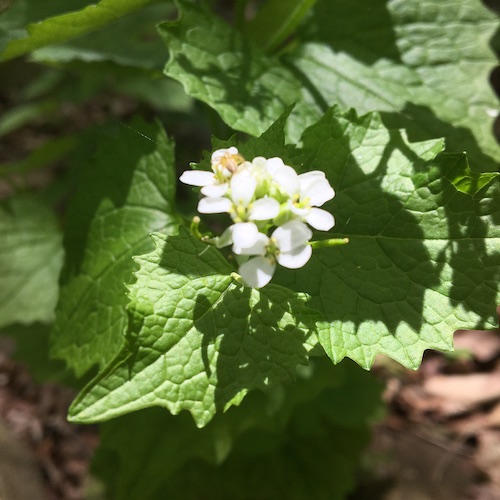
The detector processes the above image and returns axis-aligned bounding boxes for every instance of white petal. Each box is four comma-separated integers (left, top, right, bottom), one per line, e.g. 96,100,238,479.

211,147,238,162
201,183,228,197
215,226,233,248
197,197,232,214
230,172,257,206
234,232,269,256
271,165,299,197
302,179,335,207
238,256,276,288
251,156,268,173
232,222,260,248
305,208,335,231
272,220,312,252
297,171,326,192
277,244,312,269
266,157,286,176
249,197,280,220
179,170,214,187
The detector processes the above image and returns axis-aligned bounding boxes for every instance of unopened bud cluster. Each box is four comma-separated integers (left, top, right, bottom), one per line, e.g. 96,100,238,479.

180,147,335,288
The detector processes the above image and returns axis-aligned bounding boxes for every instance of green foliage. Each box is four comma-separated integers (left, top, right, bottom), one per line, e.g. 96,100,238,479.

161,0,499,169
0,194,63,327
92,358,383,500
51,118,180,376
69,227,319,426
0,0,161,61
277,108,500,369
69,107,499,427
29,3,174,70
0,0,498,496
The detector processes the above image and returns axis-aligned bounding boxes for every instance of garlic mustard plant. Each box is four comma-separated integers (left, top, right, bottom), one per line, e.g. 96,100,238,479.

180,148,338,288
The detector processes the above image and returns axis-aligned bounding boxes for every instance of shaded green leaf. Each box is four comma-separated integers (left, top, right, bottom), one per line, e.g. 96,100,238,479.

69,227,319,427
0,0,160,61
1,323,76,384
0,194,63,327
93,359,381,500
30,3,174,70
294,0,500,169
51,118,180,376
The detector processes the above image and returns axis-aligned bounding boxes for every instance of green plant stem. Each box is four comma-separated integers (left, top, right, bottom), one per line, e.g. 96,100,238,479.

244,0,317,53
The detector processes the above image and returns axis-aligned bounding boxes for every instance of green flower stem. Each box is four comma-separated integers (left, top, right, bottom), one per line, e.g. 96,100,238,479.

310,238,349,249
190,216,204,240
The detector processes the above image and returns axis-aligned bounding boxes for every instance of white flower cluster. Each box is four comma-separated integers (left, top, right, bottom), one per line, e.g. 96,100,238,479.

180,147,335,288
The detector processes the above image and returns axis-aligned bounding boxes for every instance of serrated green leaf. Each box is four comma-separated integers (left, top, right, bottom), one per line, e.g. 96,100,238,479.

51,118,179,376
69,227,319,427
274,107,500,369
0,194,63,327
0,0,160,61
158,1,321,141
159,0,499,169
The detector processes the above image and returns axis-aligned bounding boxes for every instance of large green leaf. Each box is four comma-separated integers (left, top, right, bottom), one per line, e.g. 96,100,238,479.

160,0,499,169
275,107,500,369
0,194,63,327
69,228,319,427
51,118,179,376
69,107,498,427
0,0,160,61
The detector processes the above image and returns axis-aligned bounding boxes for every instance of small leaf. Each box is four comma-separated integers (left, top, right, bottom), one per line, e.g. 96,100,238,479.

69,228,319,427
437,153,499,195
0,194,63,327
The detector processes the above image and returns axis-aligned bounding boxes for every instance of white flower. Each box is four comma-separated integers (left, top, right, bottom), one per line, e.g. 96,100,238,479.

268,161,335,231
184,149,337,288
216,222,269,255
179,147,244,198
238,220,313,288
289,171,336,231
198,170,279,222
